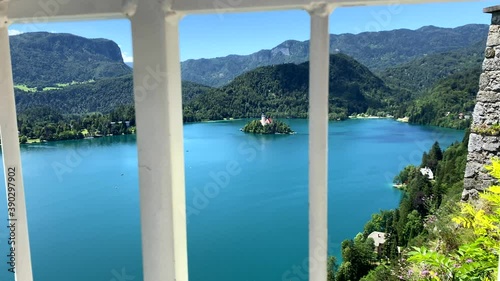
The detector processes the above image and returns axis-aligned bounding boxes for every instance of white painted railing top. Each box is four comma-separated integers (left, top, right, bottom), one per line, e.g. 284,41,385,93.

4,0,466,22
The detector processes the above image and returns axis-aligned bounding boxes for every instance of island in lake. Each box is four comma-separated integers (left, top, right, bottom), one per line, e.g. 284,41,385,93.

241,114,294,134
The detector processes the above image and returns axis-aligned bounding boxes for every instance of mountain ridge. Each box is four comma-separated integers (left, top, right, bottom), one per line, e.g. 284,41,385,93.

9,25,488,132
15,24,487,90
180,24,488,87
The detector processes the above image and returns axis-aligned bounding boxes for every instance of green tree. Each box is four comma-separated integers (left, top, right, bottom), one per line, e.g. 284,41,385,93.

337,234,376,281
394,165,419,185
422,141,443,171
19,135,28,144
327,256,337,281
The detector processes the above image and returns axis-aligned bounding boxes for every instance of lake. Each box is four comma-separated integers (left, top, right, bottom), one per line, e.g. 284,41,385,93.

0,119,464,281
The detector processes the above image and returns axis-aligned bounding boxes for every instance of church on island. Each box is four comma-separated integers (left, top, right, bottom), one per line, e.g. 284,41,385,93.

241,114,293,134
260,114,273,126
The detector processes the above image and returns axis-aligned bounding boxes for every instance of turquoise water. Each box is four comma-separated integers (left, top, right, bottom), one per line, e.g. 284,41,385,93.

0,119,464,281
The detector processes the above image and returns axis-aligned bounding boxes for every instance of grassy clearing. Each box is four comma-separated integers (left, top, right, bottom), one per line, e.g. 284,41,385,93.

43,80,95,91
42,87,61,91
14,84,37,92
26,138,41,144
16,80,96,93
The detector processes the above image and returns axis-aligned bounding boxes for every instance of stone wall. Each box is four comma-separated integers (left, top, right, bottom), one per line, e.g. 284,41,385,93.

462,6,500,201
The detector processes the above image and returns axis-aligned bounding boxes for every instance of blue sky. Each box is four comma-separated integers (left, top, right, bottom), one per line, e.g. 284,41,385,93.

8,1,492,62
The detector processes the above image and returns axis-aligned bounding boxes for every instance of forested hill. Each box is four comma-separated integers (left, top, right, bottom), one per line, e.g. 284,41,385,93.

379,38,485,95
183,54,397,121
404,66,481,129
15,54,395,121
15,75,211,114
376,36,484,129
181,24,488,87
10,32,132,88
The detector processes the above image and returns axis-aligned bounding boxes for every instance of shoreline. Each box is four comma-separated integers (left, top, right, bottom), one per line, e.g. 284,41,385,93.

349,116,393,120
200,118,243,123
14,117,462,145
392,184,406,190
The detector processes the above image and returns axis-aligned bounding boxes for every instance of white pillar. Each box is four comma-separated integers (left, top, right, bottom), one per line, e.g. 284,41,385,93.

308,3,332,281
129,2,188,281
0,18,34,281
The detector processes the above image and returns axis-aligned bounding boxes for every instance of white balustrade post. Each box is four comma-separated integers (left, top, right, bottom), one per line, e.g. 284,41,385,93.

0,8,34,281
308,3,333,281
128,1,188,281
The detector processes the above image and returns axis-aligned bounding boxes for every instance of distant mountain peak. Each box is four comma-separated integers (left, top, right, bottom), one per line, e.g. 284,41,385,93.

271,46,291,56
416,25,440,31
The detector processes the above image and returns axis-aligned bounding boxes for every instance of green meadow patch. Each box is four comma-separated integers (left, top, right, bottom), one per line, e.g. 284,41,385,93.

14,84,37,92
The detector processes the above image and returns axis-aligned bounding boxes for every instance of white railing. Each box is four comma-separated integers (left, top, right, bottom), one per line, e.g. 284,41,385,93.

0,0,465,281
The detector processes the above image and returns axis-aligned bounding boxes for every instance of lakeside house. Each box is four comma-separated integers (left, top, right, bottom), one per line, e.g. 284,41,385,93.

446,112,471,120
368,231,387,254
110,120,131,128
420,167,434,180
